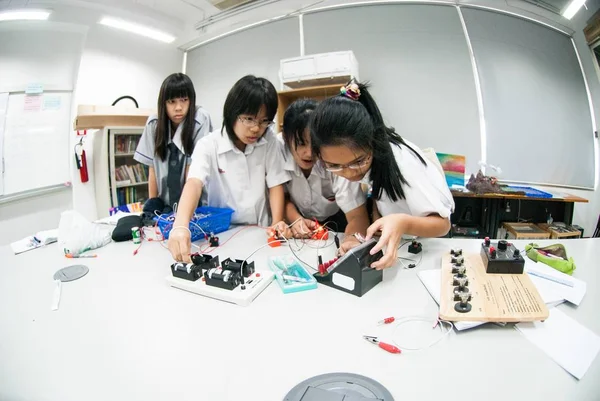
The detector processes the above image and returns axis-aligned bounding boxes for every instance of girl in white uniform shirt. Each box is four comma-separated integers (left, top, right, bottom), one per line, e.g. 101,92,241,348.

168,75,290,262
311,82,455,269
279,99,369,240
134,73,212,209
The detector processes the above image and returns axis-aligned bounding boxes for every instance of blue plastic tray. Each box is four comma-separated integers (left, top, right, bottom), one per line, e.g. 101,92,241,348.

154,206,234,241
269,255,317,294
503,186,553,198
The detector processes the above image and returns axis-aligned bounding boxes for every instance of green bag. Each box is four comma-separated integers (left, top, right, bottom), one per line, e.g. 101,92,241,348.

525,243,576,275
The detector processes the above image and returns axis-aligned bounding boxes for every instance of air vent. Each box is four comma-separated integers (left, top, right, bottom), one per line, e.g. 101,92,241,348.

208,0,256,11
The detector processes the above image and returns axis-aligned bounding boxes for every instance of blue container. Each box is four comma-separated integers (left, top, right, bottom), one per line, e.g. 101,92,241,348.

155,206,234,241
503,186,553,198
269,255,318,293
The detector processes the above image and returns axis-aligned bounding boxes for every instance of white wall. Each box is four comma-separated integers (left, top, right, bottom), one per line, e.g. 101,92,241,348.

0,5,182,244
0,189,73,245
71,21,182,221
186,0,600,236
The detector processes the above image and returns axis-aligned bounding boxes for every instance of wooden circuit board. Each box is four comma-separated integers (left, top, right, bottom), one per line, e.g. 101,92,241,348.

440,251,549,322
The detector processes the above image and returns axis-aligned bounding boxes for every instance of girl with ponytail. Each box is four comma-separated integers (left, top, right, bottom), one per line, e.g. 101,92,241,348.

311,81,454,269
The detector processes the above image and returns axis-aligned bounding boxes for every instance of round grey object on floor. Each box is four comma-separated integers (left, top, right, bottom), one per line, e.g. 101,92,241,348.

53,265,89,282
284,372,394,401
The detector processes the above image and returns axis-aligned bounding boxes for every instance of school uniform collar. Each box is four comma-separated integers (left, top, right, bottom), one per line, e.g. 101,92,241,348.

283,146,299,173
169,121,185,154
217,131,268,155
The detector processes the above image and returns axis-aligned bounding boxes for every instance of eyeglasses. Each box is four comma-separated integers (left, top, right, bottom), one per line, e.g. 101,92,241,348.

322,155,372,172
238,116,274,129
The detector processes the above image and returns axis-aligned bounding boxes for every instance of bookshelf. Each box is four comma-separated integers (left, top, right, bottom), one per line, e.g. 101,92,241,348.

108,128,149,207
276,84,341,131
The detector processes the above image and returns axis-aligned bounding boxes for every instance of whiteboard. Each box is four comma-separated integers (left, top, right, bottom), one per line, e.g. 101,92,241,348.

2,92,72,195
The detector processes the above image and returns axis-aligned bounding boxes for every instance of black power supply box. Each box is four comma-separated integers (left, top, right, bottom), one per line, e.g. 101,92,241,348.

480,238,524,274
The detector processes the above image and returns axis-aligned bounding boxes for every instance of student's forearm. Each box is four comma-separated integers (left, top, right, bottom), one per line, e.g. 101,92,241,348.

344,205,370,237
173,178,203,227
400,214,451,238
148,167,158,198
285,199,303,223
269,185,285,223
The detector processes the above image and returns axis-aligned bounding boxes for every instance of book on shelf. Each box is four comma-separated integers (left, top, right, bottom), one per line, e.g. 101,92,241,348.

115,135,140,154
116,186,147,206
115,164,148,184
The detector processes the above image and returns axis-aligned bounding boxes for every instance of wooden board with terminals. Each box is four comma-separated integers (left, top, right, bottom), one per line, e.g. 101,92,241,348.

440,251,549,322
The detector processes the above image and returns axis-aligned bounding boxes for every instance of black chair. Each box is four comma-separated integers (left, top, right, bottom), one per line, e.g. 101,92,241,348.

594,215,600,238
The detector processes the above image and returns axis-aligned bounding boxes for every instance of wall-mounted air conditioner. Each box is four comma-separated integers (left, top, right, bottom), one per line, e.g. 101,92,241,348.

280,50,359,89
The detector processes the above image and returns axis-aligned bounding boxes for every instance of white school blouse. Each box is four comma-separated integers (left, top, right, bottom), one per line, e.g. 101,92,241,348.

277,135,366,221
188,128,291,227
361,139,455,219
134,107,212,205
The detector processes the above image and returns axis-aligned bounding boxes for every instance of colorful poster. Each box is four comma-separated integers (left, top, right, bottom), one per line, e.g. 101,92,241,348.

436,153,466,187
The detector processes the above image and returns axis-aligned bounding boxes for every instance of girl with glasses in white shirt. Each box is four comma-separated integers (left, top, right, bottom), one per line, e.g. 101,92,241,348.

311,82,454,269
167,75,290,263
279,99,369,244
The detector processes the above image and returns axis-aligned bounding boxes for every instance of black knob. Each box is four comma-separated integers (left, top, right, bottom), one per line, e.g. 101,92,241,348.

514,249,520,257
498,240,508,251
484,237,490,247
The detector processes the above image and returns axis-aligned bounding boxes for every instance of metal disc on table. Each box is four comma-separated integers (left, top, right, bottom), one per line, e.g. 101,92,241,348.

284,372,394,401
53,265,89,282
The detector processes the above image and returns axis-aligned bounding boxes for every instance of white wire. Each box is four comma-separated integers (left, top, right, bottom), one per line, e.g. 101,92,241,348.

391,316,454,351
287,217,304,228
238,238,292,282
189,220,208,238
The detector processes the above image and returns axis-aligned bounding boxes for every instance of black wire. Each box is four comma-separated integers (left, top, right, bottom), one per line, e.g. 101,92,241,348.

286,239,317,271
397,240,423,269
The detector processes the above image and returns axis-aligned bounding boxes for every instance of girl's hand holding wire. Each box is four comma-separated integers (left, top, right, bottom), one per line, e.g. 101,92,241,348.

269,220,292,239
290,218,317,239
168,226,192,263
365,214,407,269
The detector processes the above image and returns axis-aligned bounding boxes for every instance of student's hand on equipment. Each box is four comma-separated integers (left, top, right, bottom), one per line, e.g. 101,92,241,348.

338,235,361,257
269,220,292,239
365,214,406,270
290,218,317,238
168,226,192,263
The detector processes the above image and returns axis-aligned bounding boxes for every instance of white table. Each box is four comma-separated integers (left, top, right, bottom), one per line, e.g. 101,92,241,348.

1,227,599,401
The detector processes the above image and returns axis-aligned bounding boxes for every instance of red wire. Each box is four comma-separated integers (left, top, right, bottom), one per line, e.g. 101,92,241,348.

200,225,254,254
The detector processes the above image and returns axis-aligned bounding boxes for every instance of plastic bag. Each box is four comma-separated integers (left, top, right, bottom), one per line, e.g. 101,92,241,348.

525,243,576,275
58,210,112,255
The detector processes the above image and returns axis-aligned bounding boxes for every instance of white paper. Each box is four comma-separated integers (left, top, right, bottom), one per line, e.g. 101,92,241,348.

10,229,58,254
516,308,600,380
525,260,587,306
94,210,141,225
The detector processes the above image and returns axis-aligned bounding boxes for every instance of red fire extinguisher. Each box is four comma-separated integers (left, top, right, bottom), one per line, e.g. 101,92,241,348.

75,138,89,183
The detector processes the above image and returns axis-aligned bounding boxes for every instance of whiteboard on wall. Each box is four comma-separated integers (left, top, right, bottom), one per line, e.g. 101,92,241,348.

2,92,72,195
